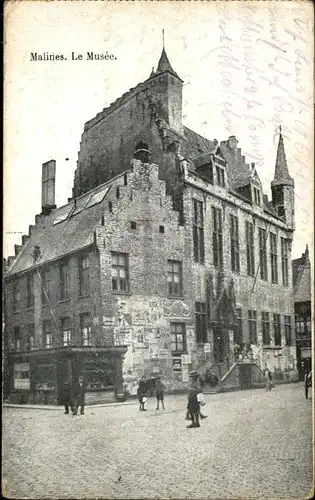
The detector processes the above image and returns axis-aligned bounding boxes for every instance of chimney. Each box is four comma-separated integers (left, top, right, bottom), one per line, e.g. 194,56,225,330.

22,235,29,245
29,224,36,236
42,160,56,215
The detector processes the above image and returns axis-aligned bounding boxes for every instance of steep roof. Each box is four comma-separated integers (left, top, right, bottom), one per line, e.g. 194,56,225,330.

5,180,116,277
292,247,311,303
156,47,180,78
271,132,294,187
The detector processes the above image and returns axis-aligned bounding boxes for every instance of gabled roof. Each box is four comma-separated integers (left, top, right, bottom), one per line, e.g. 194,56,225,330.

5,180,117,277
292,247,311,303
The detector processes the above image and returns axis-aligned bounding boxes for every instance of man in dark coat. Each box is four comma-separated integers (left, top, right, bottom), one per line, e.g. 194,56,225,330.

72,376,86,415
62,379,73,415
187,383,201,428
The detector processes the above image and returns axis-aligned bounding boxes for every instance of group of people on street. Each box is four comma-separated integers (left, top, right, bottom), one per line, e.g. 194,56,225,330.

62,376,86,415
137,377,165,411
137,371,207,429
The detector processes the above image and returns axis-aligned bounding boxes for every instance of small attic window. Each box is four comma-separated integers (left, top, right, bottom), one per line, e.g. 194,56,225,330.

131,221,137,230
159,225,165,234
101,215,105,226
216,166,225,187
116,187,120,199
253,188,261,206
124,174,128,186
109,201,113,213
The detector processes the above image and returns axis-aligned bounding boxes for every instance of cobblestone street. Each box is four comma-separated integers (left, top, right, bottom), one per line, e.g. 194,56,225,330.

3,384,313,499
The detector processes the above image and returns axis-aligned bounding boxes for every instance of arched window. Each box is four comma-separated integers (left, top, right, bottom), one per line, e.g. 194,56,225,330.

133,141,151,163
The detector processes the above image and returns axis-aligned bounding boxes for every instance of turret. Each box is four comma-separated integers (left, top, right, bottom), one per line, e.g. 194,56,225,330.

271,129,295,230
150,44,184,135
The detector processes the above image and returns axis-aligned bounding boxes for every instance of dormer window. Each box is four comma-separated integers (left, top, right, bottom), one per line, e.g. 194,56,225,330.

216,166,225,187
253,187,261,206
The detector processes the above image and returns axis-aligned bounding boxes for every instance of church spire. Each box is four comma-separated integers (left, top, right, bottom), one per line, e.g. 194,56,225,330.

155,30,180,78
271,127,294,187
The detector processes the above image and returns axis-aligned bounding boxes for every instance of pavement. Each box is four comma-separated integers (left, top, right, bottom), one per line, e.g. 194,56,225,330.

2,383,314,500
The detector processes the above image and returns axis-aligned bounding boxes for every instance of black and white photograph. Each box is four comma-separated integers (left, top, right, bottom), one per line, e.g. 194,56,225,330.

3,1,314,499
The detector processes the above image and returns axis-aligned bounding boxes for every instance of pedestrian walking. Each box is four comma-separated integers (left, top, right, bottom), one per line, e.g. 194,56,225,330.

264,367,273,391
185,372,208,421
72,376,86,415
137,377,147,411
186,383,202,428
155,378,165,410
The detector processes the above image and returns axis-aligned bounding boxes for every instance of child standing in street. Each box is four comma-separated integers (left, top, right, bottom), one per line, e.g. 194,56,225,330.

137,377,147,411
155,378,165,410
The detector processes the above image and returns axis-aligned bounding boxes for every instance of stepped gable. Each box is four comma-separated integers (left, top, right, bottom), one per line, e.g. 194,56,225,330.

219,137,251,189
292,246,311,302
5,177,122,277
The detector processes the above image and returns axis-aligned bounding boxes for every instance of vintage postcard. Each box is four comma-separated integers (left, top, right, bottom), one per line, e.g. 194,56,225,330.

3,1,314,499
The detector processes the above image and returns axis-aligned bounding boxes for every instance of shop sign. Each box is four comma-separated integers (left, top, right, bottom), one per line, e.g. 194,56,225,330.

172,358,182,371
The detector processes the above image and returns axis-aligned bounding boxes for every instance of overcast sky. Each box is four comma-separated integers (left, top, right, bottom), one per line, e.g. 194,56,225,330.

4,1,313,260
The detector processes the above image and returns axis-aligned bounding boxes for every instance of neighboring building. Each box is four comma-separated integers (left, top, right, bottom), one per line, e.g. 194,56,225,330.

4,46,297,404
293,246,312,380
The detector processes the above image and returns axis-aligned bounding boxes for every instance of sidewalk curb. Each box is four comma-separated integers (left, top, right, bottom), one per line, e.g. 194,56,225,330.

3,401,139,410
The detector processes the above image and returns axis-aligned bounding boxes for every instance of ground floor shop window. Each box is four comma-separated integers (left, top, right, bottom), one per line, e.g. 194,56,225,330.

14,363,30,390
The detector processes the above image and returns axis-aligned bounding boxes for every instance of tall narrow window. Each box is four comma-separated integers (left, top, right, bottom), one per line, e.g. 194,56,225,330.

171,323,186,353
270,233,278,284
80,313,92,346
281,238,289,287
245,221,255,276
27,273,34,309
59,260,70,301
61,317,72,347
284,315,292,346
28,324,35,351
41,268,51,305
167,260,182,296
216,166,225,187
111,252,129,292
259,228,268,281
253,188,261,206
212,206,223,267
79,255,90,296
195,302,207,343
43,320,52,348
13,282,20,313
234,308,243,344
230,215,240,273
262,312,270,345
193,200,204,263
14,326,21,351
248,310,257,344
273,314,281,346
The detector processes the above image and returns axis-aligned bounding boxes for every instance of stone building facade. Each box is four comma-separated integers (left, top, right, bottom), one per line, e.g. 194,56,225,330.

4,47,297,404
293,246,312,380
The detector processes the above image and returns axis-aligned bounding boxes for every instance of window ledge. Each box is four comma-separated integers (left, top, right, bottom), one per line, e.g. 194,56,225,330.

78,294,90,299
167,295,185,300
171,351,188,356
111,291,132,296
26,307,35,311
58,298,70,304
